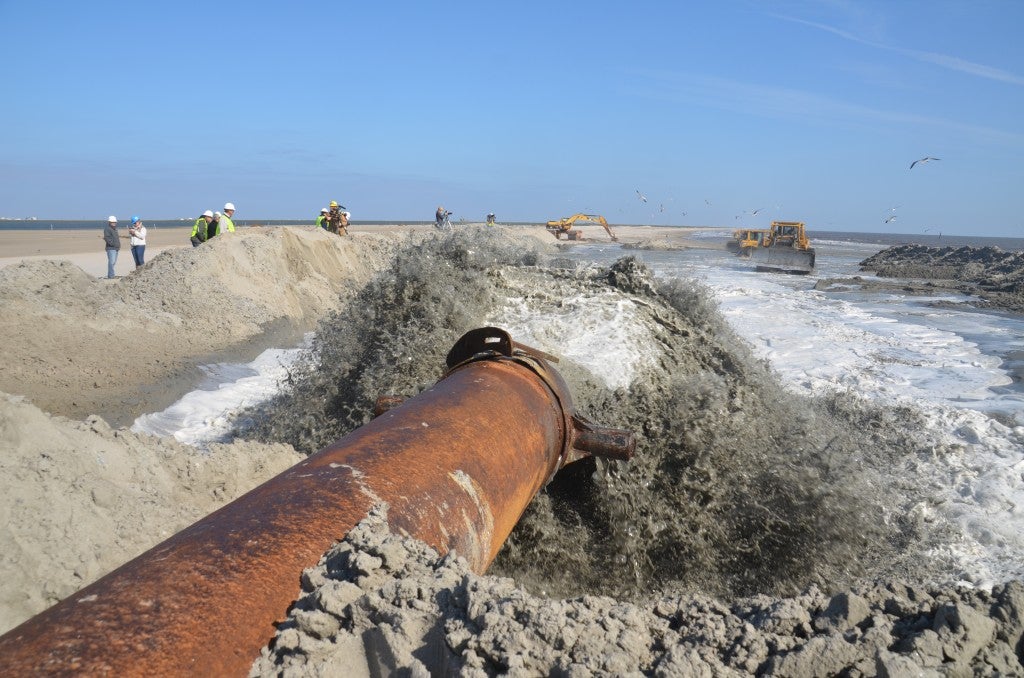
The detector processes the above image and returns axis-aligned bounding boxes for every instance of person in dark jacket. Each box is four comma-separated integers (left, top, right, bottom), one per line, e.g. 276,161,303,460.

103,216,121,279
191,210,214,247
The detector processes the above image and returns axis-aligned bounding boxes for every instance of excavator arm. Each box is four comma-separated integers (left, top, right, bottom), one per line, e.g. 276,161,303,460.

545,214,618,241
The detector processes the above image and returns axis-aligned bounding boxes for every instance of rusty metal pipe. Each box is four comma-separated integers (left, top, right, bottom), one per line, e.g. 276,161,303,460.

0,329,632,676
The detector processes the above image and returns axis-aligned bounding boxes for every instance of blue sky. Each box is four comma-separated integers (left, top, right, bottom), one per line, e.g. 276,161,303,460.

1,1,1022,236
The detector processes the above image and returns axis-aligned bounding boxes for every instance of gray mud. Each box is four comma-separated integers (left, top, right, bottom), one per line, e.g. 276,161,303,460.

252,506,1024,676
242,228,1017,674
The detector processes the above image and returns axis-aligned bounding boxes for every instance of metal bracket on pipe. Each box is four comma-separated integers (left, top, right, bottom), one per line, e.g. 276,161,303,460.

375,328,635,467
446,327,636,467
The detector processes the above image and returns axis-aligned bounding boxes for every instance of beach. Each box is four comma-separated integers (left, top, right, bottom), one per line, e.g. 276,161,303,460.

2,223,1023,675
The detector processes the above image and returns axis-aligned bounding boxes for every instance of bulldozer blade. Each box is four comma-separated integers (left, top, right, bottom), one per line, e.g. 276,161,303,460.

748,246,816,274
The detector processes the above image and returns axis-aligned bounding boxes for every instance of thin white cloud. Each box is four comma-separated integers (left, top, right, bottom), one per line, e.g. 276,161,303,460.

774,14,1024,86
621,70,1024,144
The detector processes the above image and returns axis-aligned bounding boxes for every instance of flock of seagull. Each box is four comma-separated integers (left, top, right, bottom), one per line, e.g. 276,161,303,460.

630,156,941,229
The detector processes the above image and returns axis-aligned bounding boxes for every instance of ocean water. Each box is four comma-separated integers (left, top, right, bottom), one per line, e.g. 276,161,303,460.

133,229,1024,588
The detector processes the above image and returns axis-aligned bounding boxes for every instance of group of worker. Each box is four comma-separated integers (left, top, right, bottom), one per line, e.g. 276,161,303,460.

189,202,238,247
315,201,350,235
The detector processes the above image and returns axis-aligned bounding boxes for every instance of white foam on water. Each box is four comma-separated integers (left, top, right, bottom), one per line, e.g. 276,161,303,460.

657,250,1024,588
131,340,310,446
549,243,1024,586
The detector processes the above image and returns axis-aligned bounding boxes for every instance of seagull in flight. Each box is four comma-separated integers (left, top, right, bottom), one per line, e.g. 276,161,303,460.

636,189,647,203
884,215,897,224
751,208,764,216
909,157,940,169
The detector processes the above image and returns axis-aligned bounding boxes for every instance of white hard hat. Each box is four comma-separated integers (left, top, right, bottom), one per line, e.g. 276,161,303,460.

321,208,329,214
107,216,117,223
224,202,235,211
343,211,350,218
202,210,214,218
214,211,222,218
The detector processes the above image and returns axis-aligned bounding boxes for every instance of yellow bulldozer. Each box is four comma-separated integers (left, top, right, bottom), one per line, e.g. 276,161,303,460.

746,221,816,274
727,228,769,253
545,214,618,241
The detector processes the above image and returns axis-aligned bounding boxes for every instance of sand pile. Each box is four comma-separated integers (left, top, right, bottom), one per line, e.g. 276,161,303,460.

0,227,400,425
253,507,1024,676
0,392,303,633
860,244,1024,313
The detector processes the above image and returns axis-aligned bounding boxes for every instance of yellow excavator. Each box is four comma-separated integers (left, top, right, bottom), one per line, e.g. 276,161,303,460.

747,221,816,274
545,214,618,241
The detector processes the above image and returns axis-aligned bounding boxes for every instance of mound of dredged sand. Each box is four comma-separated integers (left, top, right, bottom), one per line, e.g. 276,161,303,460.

0,227,400,426
0,393,303,633
859,244,1024,313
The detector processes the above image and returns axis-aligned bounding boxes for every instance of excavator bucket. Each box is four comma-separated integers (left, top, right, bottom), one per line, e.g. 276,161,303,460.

748,244,816,274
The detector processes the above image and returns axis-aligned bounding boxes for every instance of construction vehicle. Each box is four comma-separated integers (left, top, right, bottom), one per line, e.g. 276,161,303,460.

747,220,816,274
546,214,618,241
727,228,770,254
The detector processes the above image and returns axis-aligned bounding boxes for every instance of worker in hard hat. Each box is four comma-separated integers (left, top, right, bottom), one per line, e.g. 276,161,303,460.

208,203,235,238
486,213,496,225
103,215,121,279
190,210,215,247
326,200,347,235
128,215,147,268
316,208,329,230
221,203,236,233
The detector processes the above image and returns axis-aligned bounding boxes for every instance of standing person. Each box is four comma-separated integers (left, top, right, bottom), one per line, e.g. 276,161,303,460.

128,215,147,268
103,216,121,279
190,210,214,246
326,201,347,235
219,202,236,233
486,212,496,225
316,208,329,229
435,206,446,228
208,212,222,239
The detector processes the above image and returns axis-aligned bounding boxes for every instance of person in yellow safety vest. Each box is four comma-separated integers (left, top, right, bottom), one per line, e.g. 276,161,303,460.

190,210,215,247
486,212,496,225
316,208,329,229
219,202,236,233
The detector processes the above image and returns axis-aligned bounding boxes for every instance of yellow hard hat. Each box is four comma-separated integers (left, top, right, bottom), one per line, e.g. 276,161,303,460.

329,200,338,208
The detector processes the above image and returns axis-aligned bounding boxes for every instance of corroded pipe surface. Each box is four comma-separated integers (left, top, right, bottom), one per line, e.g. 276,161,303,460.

0,356,573,676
